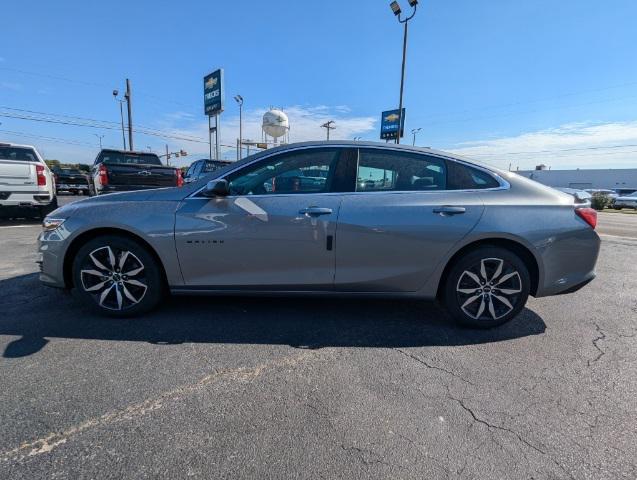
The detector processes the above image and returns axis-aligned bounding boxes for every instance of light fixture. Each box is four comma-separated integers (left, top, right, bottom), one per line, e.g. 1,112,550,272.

234,95,243,105
408,0,418,6
390,1,401,16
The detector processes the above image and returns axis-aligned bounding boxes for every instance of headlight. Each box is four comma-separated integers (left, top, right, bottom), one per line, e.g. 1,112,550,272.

42,218,66,232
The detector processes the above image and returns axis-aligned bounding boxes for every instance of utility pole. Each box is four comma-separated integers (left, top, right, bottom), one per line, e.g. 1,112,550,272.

321,120,336,140
166,144,170,166
125,78,134,151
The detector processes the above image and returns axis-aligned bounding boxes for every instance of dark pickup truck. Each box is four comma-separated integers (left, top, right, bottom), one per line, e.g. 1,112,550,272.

90,149,183,195
53,167,90,195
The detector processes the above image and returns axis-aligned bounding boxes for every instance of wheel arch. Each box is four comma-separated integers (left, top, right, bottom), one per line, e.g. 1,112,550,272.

436,237,540,299
63,227,169,289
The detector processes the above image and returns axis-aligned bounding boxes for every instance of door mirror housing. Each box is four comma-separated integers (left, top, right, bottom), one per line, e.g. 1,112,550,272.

202,179,230,197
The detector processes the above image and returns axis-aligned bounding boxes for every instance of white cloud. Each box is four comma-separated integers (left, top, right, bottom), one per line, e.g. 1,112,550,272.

157,104,376,165
448,121,637,170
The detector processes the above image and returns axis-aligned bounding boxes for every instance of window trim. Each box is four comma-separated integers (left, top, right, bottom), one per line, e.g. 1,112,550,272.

187,144,509,199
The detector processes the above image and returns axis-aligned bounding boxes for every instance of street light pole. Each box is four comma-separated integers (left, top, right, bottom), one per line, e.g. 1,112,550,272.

112,90,127,150
390,1,418,144
234,95,244,161
411,127,422,146
125,78,134,151
93,134,104,149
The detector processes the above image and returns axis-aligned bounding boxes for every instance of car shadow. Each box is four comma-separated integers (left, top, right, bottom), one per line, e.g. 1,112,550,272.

0,273,547,358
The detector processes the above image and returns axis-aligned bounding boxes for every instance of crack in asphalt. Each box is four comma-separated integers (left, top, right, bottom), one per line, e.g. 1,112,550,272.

447,389,576,480
588,323,607,367
393,348,476,386
0,350,319,464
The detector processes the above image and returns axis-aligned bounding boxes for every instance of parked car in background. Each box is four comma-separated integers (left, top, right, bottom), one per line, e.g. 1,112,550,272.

38,141,600,329
612,193,637,210
52,167,90,195
183,159,232,183
554,187,592,208
614,188,637,197
90,149,184,195
0,142,57,218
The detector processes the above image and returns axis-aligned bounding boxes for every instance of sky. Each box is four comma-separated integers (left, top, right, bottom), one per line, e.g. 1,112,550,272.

2,0,637,170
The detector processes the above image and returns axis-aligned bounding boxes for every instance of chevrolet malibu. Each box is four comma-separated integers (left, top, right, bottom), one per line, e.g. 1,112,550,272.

38,141,600,328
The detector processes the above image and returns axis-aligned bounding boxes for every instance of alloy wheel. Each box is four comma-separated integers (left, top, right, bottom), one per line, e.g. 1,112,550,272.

456,257,523,321
80,246,148,311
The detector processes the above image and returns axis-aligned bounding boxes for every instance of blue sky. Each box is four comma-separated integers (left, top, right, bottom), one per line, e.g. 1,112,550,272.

2,0,637,169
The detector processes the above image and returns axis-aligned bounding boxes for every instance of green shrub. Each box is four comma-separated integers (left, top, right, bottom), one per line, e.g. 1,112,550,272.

590,193,609,211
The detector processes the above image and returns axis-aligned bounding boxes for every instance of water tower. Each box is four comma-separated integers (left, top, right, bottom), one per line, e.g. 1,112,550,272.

262,108,290,146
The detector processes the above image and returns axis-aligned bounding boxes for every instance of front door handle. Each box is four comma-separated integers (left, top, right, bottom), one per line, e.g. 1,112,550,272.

433,206,466,216
299,206,333,217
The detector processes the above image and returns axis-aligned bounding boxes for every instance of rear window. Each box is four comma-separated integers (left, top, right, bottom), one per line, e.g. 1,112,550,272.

447,161,500,190
56,168,83,175
98,152,162,166
0,147,39,163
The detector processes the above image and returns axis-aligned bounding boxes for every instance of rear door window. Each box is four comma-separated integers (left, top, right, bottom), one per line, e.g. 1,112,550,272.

356,149,447,191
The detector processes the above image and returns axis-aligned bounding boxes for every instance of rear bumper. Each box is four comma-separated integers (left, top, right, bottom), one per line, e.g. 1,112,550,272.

98,184,171,194
57,183,88,190
534,229,601,298
553,273,595,295
0,191,54,207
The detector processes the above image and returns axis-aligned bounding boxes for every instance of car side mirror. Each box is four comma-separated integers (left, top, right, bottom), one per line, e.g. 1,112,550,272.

202,179,229,197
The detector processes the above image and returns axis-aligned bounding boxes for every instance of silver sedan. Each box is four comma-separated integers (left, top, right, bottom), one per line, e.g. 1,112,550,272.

38,141,600,328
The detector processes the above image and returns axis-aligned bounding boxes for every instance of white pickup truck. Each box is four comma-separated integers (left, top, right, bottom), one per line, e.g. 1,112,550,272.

0,142,58,218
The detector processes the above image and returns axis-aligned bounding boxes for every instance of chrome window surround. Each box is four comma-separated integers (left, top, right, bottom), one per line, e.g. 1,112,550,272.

187,144,510,200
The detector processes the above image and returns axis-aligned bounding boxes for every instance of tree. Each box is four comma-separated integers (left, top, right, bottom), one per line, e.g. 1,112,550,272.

45,159,61,169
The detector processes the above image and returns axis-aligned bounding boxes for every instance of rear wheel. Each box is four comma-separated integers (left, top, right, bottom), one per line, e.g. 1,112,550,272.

72,235,164,317
443,246,530,329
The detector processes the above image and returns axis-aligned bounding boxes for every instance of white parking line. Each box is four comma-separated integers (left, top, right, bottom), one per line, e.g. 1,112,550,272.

0,224,40,229
599,234,637,245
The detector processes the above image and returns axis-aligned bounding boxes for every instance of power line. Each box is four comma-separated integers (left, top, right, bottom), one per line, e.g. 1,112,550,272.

463,143,637,157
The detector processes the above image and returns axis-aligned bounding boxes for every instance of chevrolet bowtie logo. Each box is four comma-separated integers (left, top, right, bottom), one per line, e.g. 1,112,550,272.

205,77,218,89
138,170,152,176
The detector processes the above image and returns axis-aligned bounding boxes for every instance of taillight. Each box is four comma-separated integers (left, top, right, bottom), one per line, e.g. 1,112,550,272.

175,168,184,187
575,207,597,229
98,164,109,186
36,164,47,186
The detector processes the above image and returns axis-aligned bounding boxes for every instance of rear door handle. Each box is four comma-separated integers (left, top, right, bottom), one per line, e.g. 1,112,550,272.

299,206,333,216
433,206,466,215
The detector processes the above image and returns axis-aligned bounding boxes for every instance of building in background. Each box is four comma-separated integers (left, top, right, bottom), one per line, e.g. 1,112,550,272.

517,168,637,191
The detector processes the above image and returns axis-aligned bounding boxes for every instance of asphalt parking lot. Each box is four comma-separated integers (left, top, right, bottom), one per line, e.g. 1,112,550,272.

0,197,636,479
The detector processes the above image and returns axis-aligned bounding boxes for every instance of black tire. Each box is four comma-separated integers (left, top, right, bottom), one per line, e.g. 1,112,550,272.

442,246,530,329
39,196,59,218
72,235,164,317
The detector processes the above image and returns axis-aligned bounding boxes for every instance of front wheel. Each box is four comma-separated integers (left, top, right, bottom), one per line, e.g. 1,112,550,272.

442,246,530,329
72,235,164,317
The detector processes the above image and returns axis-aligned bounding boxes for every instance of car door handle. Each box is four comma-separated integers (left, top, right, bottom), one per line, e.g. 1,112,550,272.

433,206,466,215
299,206,333,216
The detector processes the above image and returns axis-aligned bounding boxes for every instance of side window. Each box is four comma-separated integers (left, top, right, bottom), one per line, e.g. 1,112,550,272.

447,161,500,190
357,149,446,192
226,148,340,196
